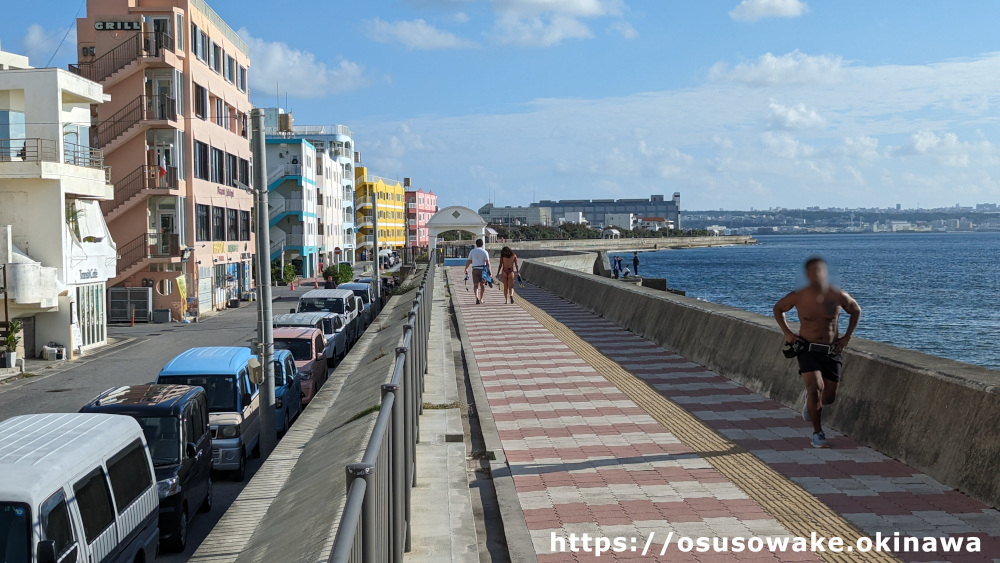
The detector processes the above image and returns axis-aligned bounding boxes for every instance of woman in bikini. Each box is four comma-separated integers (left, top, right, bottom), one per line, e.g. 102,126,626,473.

496,246,520,304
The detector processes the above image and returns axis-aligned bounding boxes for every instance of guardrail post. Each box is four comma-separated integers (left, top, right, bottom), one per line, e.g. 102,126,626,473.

346,462,376,563
403,321,417,489
383,381,405,560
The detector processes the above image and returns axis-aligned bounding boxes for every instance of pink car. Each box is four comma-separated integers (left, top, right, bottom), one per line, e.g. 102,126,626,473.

272,327,328,405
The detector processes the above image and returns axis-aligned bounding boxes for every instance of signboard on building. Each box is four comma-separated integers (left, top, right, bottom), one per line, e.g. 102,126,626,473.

94,21,142,30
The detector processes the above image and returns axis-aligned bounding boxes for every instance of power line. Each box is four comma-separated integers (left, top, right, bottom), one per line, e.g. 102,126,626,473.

45,0,86,67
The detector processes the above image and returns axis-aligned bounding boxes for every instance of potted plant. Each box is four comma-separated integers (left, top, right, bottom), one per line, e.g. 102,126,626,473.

2,318,22,368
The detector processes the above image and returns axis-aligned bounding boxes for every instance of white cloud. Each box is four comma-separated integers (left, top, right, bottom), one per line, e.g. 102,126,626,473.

238,29,368,98
710,50,843,86
891,130,996,167
489,0,629,46
21,23,77,67
366,18,479,50
451,12,471,23
767,100,826,129
608,20,639,39
761,131,814,159
492,14,593,46
354,51,1000,209
730,0,808,22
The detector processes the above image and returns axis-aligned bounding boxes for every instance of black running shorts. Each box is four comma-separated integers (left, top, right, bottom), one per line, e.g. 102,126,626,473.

797,350,843,383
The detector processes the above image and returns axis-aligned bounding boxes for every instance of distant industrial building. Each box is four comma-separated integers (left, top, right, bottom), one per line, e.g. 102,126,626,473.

536,193,681,228
478,203,553,226
480,192,681,228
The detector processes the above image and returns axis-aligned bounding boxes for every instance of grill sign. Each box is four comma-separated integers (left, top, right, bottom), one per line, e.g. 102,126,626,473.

95,21,142,30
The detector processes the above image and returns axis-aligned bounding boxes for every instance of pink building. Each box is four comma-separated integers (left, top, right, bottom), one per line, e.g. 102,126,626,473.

75,0,253,319
405,186,437,253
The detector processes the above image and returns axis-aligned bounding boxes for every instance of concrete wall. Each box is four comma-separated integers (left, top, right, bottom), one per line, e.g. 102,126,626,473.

490,248,597,274
520,260,1000,510
488,235,753,253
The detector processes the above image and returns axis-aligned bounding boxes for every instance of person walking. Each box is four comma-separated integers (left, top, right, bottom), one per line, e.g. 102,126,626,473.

496,246,520,304
773,257,861,449
632,252,640,276
612,255,620,279
464,239,491,305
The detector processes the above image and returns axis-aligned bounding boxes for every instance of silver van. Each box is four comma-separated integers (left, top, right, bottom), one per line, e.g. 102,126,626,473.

293,289,360,343
0,413,159,563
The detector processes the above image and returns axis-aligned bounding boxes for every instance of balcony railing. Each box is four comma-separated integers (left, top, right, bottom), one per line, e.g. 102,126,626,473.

267,163,303,186
96,94,176,148
101,164,178,215
70,32,174,83
117,231,180,274
0,138,105,170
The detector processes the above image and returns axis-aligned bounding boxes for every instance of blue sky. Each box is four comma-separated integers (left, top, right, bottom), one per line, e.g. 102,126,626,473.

5,0,1000,210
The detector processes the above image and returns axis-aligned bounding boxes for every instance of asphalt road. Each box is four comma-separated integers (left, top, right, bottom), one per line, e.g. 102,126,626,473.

0,287,309,561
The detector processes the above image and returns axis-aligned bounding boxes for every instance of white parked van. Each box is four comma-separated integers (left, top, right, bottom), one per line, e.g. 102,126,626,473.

293,289,360,343
0,413,159,563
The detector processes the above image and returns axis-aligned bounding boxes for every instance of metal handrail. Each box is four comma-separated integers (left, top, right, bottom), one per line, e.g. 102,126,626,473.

69,32,173,83
96,94,176,148
329,261,436,563
0,138,104,171
101,164,177,215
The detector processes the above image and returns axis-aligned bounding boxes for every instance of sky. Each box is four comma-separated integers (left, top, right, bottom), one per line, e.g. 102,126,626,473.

4,0,1000,210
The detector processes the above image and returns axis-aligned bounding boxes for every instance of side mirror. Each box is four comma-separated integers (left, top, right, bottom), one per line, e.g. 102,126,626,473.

289,308,296,314
186,442,198,459
37,540,57,563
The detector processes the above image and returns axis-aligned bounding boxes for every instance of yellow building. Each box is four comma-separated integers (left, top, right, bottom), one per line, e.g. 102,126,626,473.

355,166,406,259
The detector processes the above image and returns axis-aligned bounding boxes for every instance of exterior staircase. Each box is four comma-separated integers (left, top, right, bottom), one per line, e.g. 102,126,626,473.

69,32,174,85
101,164,178,220
111,231,181,285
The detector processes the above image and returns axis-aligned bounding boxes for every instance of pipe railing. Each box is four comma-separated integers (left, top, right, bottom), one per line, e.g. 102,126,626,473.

329,260,435,563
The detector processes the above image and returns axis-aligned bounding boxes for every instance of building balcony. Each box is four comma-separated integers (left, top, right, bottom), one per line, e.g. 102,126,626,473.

69,32,175,84
268,199,311,223
114,231,182,282
357,215,374,228
267,163,304,187
101,164,178,217
0,138,112,199
95,94,177,149
356,197,373,209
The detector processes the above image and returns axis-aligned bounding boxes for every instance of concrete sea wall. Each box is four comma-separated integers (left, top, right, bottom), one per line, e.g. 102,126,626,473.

520,260,1000,510
488,235,753,253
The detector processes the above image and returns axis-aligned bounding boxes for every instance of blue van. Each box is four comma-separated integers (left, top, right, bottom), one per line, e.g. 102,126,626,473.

157,347,260,482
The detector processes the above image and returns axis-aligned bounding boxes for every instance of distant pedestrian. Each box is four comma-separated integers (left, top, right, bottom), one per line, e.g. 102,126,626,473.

612,256,620,279
464,239,491,304
632,252,640,275
324,276,336,289
496,246,520,304
623,266,632,278
773,257,861,449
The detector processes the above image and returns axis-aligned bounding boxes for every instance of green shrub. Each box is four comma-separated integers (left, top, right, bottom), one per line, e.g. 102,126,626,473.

338,263,355,284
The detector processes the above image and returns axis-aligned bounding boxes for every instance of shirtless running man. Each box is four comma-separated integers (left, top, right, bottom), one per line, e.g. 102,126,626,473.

773,257,861,448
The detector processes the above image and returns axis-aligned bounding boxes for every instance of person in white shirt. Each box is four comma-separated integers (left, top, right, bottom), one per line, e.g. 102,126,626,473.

464,239,491,304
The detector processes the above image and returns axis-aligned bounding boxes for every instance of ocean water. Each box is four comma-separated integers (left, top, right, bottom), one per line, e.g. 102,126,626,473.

638,232,1000,370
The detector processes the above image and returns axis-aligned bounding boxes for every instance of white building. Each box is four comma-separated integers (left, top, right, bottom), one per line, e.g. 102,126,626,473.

263,108,355,264
637,217,675,231
0,43,116,358
604,213,635,230
265,138,320,277
559,212,588,225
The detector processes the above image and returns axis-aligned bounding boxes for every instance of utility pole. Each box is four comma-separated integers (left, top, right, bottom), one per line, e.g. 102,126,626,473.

252,108,276,458
372,189,381,312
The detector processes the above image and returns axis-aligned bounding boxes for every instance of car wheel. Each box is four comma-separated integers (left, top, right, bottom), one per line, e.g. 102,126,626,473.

281,411,290,435
233,452,246,482
200,477,213,513
166,505,188,552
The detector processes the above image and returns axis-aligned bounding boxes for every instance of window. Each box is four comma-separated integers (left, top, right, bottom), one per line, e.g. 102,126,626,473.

40,491,75,558
191,24,201,59
73,468,114,543
238,65,247,92
214,98,223,127
176,14,184,51
194,141,209,180
211,42,222,73
240,113,248,138
239,158,250,186
212,206,225,240
225,55,235,83
194,84,207,119
198,30,208,62
227,208,239,240
107,439,153,514
196,204,210,241
188,400,207,443
211,148,224,183
226,153,238,186
240,210,250,241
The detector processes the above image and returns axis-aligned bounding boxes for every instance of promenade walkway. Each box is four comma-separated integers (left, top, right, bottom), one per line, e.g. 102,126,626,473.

447,268,1000,562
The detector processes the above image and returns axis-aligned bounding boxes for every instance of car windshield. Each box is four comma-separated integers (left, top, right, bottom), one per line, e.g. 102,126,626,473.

160,375,236,413
274,339,312,361
0,503,30,561
297,297,345,314
136,416,181,466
